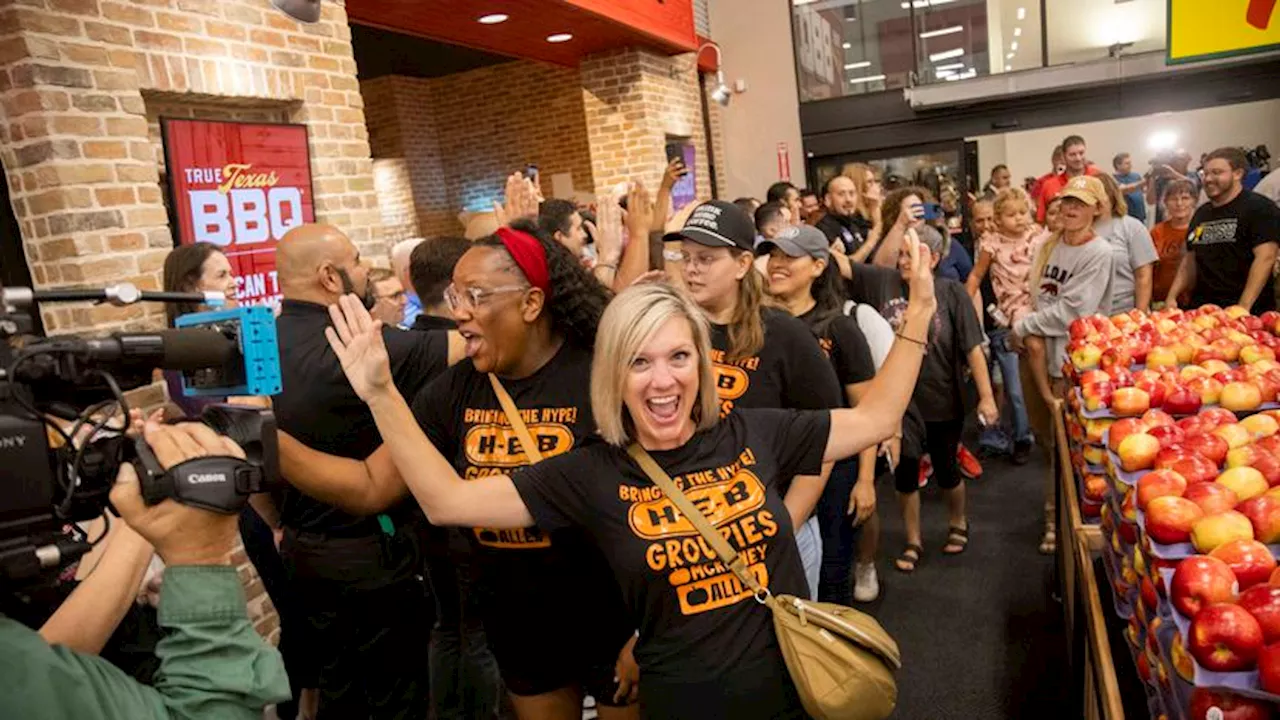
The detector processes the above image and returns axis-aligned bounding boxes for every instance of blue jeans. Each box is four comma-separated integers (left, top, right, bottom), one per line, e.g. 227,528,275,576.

986,329,1032,445
795,516,822,600
817,459,861,606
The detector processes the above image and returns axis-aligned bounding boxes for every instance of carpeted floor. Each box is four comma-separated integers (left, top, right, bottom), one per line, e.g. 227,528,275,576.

859,444,1074,719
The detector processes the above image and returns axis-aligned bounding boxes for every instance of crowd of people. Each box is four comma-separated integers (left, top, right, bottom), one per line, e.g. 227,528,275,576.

9,132,1280,720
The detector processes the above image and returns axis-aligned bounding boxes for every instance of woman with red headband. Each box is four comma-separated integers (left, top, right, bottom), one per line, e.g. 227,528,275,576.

276,218,637,720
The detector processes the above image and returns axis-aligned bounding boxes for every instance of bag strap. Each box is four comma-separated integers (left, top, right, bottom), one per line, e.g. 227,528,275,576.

489,374,544,464
626,444,768,600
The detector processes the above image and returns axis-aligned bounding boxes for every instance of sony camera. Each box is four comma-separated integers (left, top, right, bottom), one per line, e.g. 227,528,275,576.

0,283,282,584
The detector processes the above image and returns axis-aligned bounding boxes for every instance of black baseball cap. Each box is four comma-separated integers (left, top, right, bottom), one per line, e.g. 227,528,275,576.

663,200,756,252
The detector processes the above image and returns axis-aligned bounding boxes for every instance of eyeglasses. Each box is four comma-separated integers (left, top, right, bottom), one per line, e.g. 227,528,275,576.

443,283,527,312
678,250,732,271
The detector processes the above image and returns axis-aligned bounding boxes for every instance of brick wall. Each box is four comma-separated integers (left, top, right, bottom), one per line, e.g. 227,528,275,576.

581,48,714,203
0,0,382,336
360,61,595,238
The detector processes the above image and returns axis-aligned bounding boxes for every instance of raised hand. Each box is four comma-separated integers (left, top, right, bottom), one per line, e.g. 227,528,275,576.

324,294,393,402
625,180,654,243
494,172,540,227
903,237,937,315
594,191,625,267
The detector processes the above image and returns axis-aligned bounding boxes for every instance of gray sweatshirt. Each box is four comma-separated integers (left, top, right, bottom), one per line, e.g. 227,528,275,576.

1015,237,1115,378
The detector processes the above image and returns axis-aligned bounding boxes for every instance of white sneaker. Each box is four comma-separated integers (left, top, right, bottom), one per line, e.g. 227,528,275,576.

853,562,880,603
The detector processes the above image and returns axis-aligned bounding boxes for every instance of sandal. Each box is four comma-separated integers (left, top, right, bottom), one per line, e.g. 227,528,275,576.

894,543,923,573
942,525,969,555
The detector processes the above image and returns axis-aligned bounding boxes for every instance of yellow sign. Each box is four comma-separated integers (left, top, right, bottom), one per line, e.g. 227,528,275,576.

1168,0,1280,64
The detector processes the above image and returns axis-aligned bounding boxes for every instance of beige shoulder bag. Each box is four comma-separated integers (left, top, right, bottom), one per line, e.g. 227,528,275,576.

627,444,901,720
489,374,544,464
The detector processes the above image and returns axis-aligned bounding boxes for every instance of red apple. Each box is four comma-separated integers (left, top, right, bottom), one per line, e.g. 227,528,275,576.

1141,408,1175,429
1108,366,1135,387
1137,381,1168,412
1082,380,1114,412
1170,454,1221,485
1185,433,1230,465
1196,344,1230,364
1111,387,1151,417
1211,539,1279,590
1083,474,1108,503
1185,482,1241,516
1138,470,1188,510
1187,688,1275,720
1239,585,1280,644
1222,381,1265,412
1146,345,1179,370
1260,643,1280,695
1202,407,1241,428
1100,346,1132,372
1163,384,1203,416
1179,415,1210,437
1192,510,1256,553
1251,452,1280,487
1215,422,1255,450
1187,376,1225,405
1257,434,1280,457
1118,433,1161,473
1172,555,1241,618
1238,495,1280,543
1140,575,1159,612
1255,375,1280,404
1146,495,1205,545
1189,603,1265,671
1079,369,1110,388
1108,417,1148,453
1147,424,1185,449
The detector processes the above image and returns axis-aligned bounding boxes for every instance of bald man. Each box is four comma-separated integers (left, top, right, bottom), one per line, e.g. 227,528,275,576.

390,238,424,325
271,223,445,718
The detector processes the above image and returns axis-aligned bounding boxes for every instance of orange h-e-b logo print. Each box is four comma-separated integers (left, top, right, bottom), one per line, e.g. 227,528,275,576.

1249,0,1276,29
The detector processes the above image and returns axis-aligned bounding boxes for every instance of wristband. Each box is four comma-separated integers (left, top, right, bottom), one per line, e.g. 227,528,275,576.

895,332,927,348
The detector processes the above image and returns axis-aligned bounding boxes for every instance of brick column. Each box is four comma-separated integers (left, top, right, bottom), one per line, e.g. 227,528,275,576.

581,48,717,201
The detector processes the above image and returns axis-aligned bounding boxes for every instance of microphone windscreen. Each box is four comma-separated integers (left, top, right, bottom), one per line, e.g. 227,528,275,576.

160,328,235,370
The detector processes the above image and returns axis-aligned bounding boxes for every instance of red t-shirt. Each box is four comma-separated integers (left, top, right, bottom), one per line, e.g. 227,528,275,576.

1150,221,1189,302
1036,165,1102,222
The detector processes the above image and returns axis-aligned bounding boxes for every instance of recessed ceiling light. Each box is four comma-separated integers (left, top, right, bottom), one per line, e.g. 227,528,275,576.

919,25,963,39
846,74,886,84
843,42,851,49
929,48,964,62
1013,27,1022,37
935,62,965,71
1006,52,1015,59
844,61,871,70
546,33,573,43
477,13,508,24
1016,7,1026,20
1010,41,1019,51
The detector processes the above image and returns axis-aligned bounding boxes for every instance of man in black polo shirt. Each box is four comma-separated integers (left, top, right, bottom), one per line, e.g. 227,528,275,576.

273,223,450,718
1166,147,1280,313
816,174,868,256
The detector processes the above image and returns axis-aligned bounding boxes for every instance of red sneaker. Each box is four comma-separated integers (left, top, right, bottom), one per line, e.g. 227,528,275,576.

918,454,933,488
957,444,983,480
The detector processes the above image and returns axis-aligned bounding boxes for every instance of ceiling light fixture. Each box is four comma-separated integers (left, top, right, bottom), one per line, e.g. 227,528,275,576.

1013,27,1022,37
846,74,887,84
935,62,965,71
929,48,964,62
1016,6,1026,20
1148,130,1178,151
844,61,872,70
546,33,573,43
919,25,963,39
1010,41,1019,51
270,0,320,23
1006,52,1015,59
700,42,733,107
843,42,851,49
477,13,508,24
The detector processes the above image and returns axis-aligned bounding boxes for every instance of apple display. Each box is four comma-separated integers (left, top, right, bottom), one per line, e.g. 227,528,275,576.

1228,446,1266,469
1163,385,1203,416
1100,346,1132,372
1196,345,1229,365
1187,376,1225,406
1184,432,1230,465
1241,344,1278,364
1217,466,1270,502
1172,341,1196,364
1140,408,1175,429
1213,422,1255,450
1084,418,1115,445
1178,415,1210,438
1145,496,1204,545
1192,510,1256,553
1211,338,1244,362
1138,470,1188,510
1189,603,1265,671
1187,687,1275,720
1238,495,1280,543
1082,380,1114,412
1118,433,1161,472
1083,474,1108,503
1249,452,1280,487
1107,366,1135,388
1180,364,1210,381
1079,369,1110,388
1170,454,1221,485
1202,407,1242,428
1136,381,1168,412
1239,585,1280,644
1071,343,1102,371
1212,539,1279,590
1221,381,1265,412
1145,345,1178,370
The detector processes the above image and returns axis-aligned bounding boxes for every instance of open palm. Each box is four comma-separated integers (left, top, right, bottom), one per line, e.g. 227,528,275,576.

325,294,393,402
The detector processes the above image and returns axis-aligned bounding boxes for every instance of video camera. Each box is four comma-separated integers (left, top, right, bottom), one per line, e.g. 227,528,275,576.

0,283,282,584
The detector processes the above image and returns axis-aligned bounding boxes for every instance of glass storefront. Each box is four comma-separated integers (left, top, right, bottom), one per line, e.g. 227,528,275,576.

791,0,1169,101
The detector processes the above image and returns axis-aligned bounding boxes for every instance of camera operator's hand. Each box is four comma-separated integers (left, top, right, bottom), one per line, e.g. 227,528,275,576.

109,422,245,567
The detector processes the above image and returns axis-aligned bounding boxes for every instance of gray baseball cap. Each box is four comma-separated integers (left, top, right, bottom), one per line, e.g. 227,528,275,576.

755,224,830,260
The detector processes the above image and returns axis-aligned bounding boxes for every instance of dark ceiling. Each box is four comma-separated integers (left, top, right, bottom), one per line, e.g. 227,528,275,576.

352,23,514,80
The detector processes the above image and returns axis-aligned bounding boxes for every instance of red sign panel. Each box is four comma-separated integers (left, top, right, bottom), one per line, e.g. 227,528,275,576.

163,119,315,307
